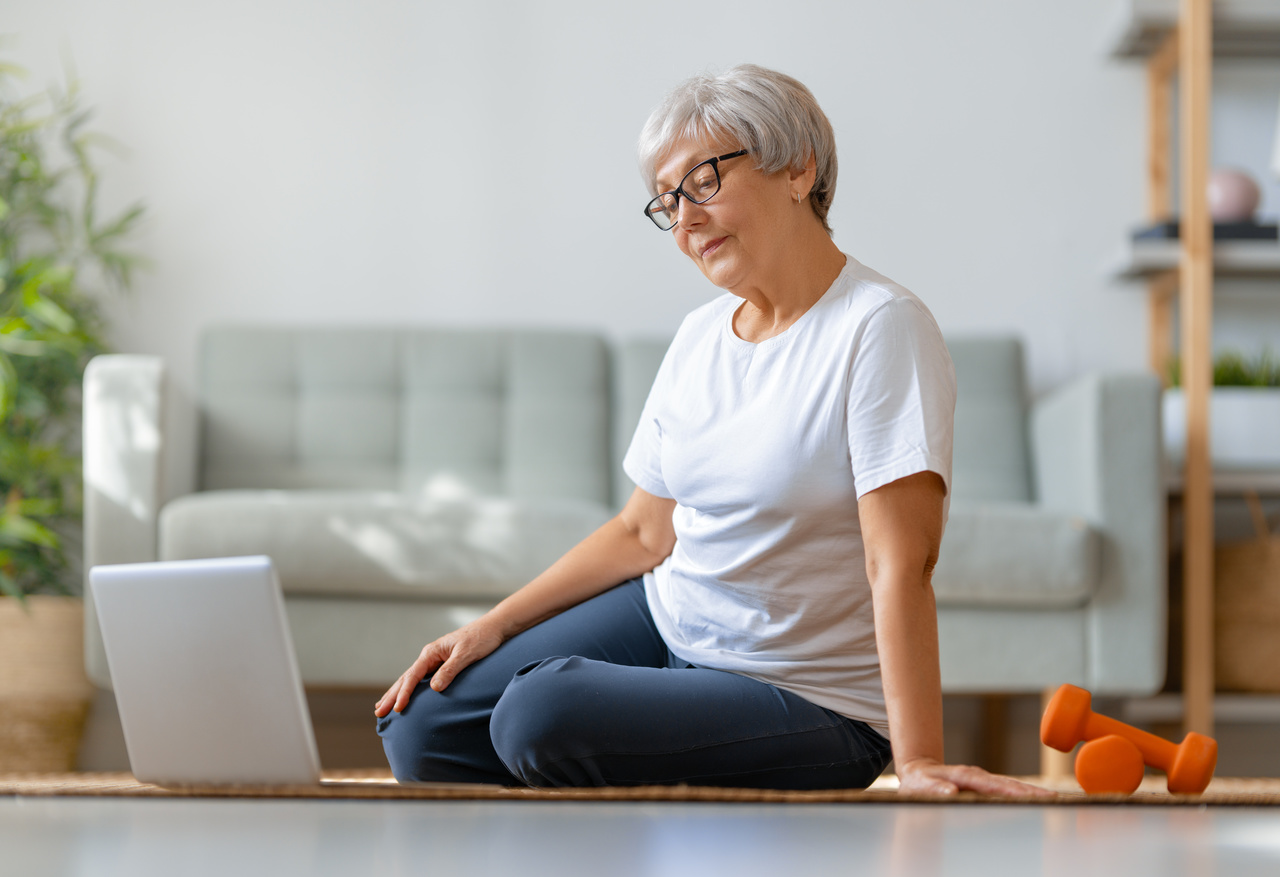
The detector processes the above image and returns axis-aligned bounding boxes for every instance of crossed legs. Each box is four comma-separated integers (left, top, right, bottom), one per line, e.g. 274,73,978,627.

376,579,892,789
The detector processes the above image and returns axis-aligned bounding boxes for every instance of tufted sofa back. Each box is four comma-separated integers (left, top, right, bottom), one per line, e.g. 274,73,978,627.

197,328,1036,509
946,336,1033,504
198,327,612,504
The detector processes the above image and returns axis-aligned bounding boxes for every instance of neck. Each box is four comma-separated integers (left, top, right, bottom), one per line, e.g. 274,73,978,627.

731,228,847,343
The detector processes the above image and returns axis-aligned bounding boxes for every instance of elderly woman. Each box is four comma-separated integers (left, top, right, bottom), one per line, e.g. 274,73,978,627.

376,65,1047,796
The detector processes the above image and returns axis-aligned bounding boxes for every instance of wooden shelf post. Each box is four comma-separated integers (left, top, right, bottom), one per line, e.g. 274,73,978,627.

1146,31,1179,382
1179,0,1215,739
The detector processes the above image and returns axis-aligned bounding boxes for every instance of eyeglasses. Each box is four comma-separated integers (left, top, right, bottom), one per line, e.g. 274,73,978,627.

643,149,749,231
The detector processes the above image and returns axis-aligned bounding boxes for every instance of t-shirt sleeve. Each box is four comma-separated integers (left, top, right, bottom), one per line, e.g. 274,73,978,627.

622,345,677,501
846,295,956,500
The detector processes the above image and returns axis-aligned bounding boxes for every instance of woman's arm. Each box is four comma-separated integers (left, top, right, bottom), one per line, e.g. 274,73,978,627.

859,471,1053,797
374,486,677,717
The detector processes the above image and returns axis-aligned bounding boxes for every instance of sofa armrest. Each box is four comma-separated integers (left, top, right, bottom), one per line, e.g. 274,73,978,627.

83,354,166,687
1030,371,1165,695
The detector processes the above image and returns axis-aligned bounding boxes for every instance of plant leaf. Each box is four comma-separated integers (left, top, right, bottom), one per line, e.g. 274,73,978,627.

0,333,47,356
0,513,61,549
21,286,77,334
91,202,145,245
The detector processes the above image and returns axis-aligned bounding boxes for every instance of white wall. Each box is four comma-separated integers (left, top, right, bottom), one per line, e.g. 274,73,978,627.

8,0,1277,497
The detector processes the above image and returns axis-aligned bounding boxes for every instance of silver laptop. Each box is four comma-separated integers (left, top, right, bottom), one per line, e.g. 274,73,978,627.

90,555,322,786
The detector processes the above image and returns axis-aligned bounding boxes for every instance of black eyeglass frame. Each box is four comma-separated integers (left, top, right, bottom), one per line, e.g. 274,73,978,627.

643,149,750,230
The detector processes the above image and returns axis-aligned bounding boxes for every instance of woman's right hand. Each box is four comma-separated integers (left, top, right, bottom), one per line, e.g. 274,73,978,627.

374,617,506,717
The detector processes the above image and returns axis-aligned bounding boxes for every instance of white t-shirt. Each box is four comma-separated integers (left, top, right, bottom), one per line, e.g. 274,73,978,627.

622,256,956,738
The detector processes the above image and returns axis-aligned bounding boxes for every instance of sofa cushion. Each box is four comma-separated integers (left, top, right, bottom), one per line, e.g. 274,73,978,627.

934,503,1100,607
158,490,611,600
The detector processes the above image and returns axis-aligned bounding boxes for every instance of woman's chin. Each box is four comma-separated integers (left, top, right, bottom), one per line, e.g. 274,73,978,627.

698,258,746,291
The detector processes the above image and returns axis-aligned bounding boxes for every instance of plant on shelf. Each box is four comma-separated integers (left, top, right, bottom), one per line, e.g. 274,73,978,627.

0,62,145,603
1168,349,1280,389
1164,348,1280,471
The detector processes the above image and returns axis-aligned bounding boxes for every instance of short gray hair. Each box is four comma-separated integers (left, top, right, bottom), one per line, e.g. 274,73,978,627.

638,64,838,234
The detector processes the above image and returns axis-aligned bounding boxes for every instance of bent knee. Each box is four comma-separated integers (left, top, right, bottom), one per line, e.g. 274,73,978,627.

490,656,609,786
376,703,431,783
375,686,478,784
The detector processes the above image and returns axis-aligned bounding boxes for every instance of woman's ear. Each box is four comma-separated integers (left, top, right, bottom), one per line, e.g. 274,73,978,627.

790,152,818,201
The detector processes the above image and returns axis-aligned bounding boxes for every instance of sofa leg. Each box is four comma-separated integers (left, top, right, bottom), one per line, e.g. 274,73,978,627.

1040,687,1075,782
976,695,1008,775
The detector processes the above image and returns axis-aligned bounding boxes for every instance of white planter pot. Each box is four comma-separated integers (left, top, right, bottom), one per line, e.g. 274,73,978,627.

1163,387,1280,468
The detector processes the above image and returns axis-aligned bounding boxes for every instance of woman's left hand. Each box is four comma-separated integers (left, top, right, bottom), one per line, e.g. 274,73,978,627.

895,757,1058,798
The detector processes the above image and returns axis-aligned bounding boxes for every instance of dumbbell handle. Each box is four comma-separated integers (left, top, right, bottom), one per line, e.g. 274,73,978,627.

1080,711,1178,771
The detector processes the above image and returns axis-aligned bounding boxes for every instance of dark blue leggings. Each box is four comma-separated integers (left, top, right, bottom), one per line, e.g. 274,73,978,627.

377,579,893,789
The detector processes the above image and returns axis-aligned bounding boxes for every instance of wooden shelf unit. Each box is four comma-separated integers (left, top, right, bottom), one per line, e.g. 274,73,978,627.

1110,0,1219,739
1113,0,1280,739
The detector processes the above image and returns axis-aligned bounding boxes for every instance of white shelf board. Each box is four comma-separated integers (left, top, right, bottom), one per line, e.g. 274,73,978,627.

1114,239,1280,279
1165,464,1280,495
1107,0,1280,59
1124,693,1280,724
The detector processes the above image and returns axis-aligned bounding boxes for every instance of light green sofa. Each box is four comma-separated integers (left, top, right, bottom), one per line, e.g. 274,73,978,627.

83,328,1165,698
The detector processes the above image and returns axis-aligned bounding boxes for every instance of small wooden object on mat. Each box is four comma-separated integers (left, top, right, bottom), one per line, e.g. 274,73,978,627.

2,772,1279,806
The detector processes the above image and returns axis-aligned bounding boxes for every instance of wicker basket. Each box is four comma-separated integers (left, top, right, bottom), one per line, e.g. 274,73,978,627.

0,597,94,772
1214,492,1280,692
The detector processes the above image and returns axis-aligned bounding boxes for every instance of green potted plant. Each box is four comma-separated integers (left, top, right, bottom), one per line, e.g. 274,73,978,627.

0,60,144,772
1165,349,1280,469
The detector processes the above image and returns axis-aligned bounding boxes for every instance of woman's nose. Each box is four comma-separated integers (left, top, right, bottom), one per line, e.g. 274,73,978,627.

675,196,706,230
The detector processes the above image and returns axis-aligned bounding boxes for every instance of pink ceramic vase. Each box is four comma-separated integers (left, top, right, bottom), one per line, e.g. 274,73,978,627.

1207,168,1261,222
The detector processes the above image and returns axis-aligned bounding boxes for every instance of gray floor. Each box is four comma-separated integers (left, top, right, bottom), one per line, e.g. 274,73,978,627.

4,796,1279,877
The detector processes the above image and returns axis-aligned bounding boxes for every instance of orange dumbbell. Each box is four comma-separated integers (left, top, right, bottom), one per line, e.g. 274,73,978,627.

1040,683,1218,795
